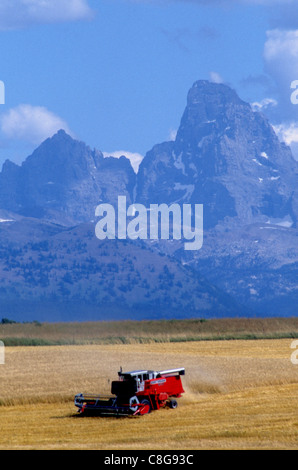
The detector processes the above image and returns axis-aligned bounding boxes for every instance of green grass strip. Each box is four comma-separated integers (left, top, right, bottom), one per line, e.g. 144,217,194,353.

1,331,298,347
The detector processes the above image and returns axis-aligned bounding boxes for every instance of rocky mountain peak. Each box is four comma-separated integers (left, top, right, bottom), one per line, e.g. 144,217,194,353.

175,80,250,146
22,129,103,180
186,80,249,117
0,130,136,225
137,80,298,230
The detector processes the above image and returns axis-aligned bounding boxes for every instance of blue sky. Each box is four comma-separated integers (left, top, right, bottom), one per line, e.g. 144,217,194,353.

1,0,298,171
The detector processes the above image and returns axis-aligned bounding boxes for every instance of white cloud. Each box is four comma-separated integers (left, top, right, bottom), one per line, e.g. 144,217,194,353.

103,151,144,173
274,122,298,146
261,29,298,122
251,97,278,112
209,72,224,84
273,122,298,159
0,0,94,30
264,29,298,63
1,104,73,145
168,129,177,141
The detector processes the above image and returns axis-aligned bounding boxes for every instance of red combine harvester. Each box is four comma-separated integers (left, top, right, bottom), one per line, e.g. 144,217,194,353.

74,367,185,416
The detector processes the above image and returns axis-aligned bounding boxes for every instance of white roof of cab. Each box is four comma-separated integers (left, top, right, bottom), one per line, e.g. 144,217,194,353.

121,370,152,376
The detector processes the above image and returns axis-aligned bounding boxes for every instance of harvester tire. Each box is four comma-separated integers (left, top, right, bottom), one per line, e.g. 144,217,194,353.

129,396,140,413
169,399,178,409
140,399,151,414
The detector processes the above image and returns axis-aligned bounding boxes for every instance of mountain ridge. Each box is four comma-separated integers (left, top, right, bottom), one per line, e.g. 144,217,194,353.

0,80,297,320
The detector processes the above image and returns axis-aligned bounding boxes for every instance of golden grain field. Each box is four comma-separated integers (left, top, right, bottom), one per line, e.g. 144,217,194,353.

0,338,297,450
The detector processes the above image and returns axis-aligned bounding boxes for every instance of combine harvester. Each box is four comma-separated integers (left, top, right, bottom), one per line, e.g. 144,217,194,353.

74,367,185,416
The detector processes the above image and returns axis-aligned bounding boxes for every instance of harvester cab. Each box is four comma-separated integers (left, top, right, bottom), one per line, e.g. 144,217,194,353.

116,369,156,393
75,367,185,416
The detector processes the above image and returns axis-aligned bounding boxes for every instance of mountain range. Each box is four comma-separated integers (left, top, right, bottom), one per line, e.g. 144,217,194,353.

0,80,297,321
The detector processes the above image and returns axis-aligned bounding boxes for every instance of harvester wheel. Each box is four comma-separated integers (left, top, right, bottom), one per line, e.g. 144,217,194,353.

129,396,140,413
140,399,151,415
169,399,178,409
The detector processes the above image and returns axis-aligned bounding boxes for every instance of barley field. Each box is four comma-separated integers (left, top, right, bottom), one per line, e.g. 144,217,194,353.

0,320,297,450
